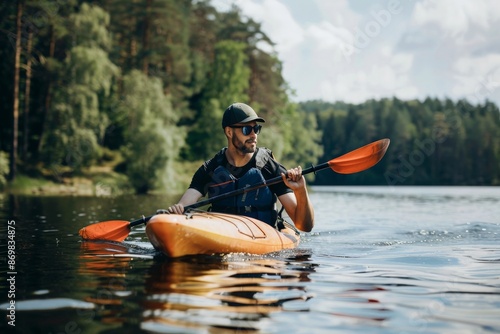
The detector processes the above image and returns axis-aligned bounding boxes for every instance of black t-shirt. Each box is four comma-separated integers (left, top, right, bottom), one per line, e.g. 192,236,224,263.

189,147,292,197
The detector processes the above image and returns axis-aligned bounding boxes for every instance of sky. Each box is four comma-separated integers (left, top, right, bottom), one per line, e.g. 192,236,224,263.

211,0,500,106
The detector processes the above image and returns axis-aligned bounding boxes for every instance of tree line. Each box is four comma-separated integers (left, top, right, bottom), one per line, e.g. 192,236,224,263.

302,98,499,186
1,1,498,193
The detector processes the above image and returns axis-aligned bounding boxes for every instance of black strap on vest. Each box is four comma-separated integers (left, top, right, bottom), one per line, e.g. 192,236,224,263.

212,147,271,169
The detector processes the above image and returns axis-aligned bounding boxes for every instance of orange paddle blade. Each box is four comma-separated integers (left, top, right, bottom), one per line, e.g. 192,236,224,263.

78,220,131,242
328,138,390,174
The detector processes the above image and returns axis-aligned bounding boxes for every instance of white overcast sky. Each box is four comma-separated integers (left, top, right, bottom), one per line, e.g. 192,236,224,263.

211,0,500,106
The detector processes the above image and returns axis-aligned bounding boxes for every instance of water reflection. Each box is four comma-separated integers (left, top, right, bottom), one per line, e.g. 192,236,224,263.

142,254,316,332
76,240,399,332
78,241,137,329
78,240,318,332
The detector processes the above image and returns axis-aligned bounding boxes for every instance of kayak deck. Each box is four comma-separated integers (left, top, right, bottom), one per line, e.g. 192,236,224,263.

145,212,300,257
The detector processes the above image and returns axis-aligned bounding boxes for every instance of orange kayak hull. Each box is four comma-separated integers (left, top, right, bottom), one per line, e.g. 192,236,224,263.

145,212,300,257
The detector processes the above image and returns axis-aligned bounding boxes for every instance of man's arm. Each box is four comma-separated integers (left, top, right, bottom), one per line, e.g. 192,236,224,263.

167,188,203,214
278,166,314,232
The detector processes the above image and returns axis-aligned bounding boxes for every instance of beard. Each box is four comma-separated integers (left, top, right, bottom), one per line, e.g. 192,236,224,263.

232,136,256,154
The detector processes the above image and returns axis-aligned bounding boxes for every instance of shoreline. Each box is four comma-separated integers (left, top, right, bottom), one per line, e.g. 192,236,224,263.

2,173,134,197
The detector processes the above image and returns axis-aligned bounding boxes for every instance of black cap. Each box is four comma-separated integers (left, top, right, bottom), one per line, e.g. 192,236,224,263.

222,103,266,128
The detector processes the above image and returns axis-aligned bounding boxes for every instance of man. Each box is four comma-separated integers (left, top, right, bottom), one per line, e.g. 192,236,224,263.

167,102,314,232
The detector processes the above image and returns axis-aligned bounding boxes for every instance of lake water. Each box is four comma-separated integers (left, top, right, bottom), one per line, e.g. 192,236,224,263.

1,186,499,333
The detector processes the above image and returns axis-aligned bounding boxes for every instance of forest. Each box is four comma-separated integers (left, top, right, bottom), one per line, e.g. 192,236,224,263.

1,0,499,194
302,98,499,186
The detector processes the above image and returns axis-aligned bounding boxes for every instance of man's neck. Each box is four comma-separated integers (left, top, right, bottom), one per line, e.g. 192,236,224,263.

225,147,256,167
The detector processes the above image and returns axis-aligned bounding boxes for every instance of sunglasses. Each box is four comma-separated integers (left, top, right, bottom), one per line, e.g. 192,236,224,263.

230,124,262,135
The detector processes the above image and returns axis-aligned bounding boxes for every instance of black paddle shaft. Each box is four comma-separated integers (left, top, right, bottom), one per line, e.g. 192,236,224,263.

129,161,330,228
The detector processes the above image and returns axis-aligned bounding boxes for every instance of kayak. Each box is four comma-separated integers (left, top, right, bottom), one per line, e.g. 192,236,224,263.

145,212,300,257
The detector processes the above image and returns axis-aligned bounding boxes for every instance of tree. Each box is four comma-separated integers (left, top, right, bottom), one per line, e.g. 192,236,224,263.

22,24,33,160
274,103,323,171
119,70,184,193
185,40,250,160
9,0,23,181
104,0,193,109
39,3,119,171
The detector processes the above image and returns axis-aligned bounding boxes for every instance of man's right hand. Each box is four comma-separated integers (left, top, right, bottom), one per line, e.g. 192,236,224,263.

167,203,185,214
166,188,203,215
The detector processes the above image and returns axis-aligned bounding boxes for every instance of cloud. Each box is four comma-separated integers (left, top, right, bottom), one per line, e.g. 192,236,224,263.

408,0,500,102
316,50,417,103
211,0,500,106
314,0,362,29
412,0,497,37
230,0,304,53
306,21,352,52
452,54,500,103
279,1,415,103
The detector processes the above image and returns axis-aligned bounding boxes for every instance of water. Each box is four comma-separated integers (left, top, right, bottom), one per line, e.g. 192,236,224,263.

0,186,499,333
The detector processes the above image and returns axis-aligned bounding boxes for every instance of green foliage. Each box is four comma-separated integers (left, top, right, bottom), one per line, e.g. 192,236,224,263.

260,103,323,172
186,98,226,160
39,4,119,172
248,51,289,118
208,40,250,106
119,70,185,193
66,46,118,94
302,98,500,185
285,110,324,170
69,3,111,49
185,41,250,159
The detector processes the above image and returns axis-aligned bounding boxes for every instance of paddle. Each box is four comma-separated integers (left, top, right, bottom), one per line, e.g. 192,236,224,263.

79,138,390,242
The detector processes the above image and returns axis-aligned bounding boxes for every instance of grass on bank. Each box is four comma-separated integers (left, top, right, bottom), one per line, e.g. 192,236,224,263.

3,159,201,196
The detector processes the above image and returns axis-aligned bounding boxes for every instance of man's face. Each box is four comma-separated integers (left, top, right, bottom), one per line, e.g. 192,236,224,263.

230,122,260,154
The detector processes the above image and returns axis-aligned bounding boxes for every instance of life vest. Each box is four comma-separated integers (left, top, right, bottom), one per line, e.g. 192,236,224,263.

207,148,277,226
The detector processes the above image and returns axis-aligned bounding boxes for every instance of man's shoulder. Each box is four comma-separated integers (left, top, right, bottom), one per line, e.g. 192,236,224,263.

256,147,275,169
257,147,274,157
256,147,286,177
203,148,227,170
